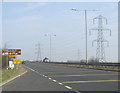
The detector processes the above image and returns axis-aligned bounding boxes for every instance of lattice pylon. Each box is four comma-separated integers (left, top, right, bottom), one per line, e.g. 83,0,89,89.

90,15,111,62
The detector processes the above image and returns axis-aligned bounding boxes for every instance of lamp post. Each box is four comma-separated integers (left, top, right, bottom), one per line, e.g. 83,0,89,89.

45,34,56,62
71,8,99,63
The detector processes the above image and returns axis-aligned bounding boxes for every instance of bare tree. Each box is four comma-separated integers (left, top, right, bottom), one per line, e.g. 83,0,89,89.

88,56,99,64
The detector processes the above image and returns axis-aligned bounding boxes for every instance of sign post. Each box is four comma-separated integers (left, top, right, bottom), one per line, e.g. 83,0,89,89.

13,59,21,69
13,59,21,64
2,49,21,55
9,61,14,69
2,49,21,69
8,55,16,58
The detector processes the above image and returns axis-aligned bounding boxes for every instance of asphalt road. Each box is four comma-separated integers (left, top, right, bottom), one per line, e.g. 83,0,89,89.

2,62,119,92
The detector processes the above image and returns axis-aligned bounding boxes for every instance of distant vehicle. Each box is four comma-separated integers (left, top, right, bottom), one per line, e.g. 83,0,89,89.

43,57,49,62
22,61,25,64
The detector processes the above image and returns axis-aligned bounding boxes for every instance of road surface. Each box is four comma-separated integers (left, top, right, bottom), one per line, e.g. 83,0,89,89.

2,62,119,92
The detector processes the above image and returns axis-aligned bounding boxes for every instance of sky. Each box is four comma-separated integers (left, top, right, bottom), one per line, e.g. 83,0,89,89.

1,2,118,62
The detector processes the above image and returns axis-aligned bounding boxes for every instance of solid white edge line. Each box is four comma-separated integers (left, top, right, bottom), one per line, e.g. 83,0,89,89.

0,71,27,87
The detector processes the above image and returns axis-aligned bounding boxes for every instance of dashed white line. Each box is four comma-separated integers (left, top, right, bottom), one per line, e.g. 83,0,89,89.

24,66,35,72
74,90,81,93
58,82,63,85
29,68,35,71
53,80,57,82
24,66,76,92
65,86,72,90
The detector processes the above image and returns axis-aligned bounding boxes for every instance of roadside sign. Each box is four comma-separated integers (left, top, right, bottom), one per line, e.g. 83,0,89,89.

13,59,21,64
9,61,14,69
2,49,21,55
11,57,16,59
8,55,16,58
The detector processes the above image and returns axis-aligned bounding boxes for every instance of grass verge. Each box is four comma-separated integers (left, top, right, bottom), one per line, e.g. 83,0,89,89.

42,63,120,72
0,65,26,84
0,70,1,83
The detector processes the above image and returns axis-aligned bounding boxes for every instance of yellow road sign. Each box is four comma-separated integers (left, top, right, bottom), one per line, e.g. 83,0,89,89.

13,59,21,64
9,55,16,58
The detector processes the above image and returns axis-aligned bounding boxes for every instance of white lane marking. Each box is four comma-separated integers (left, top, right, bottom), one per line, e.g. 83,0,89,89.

65,86,72,90
31,69,35,71
0,71,27,87
24,66,35,72
74,90,81,93
58,82,63,85
45,76,47,78
49,78,52,80
24,66,76,91
53,80,57,82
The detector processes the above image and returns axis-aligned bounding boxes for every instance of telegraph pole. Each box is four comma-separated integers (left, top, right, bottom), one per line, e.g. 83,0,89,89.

45,34,56,62
71,8,99,63
50,35,51,62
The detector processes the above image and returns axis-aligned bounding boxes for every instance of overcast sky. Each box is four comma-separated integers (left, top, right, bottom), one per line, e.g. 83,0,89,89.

1,2,118,62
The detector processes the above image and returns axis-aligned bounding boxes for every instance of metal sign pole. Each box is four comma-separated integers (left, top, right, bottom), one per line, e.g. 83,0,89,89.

7,55,9,70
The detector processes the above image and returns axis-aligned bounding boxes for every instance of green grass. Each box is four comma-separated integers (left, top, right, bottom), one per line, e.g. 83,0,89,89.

0,70,1,83
1,66,26,83
2,67,18,82
46,63,120,71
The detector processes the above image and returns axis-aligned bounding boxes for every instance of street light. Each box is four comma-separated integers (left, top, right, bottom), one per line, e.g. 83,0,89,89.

45,34,56,62
71,8,99,63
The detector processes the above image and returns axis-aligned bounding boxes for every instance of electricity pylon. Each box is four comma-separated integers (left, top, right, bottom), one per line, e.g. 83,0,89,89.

90,15,111,62
35,42,42,62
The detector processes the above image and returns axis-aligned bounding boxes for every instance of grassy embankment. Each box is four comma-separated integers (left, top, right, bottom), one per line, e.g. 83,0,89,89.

0,65,26,84
43,63,120,71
